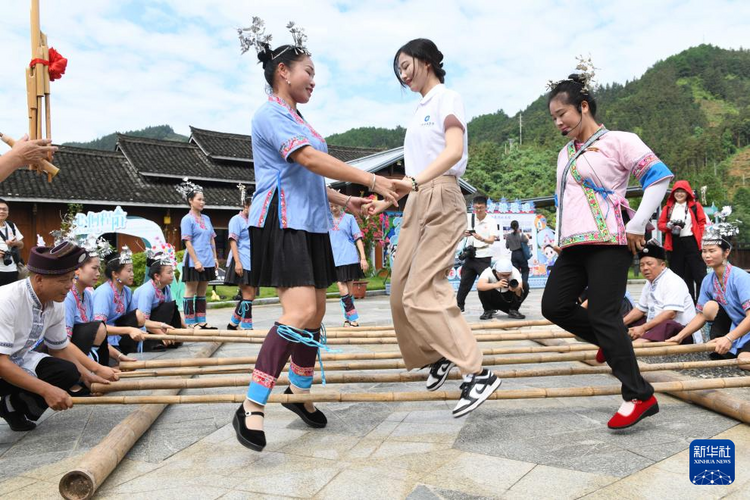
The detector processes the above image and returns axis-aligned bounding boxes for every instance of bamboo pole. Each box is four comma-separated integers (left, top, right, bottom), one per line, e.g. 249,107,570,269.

118,343,718,379
119,341,678,372
162,326,566,339
167,319,553,337
141,330,576,345
92,358,746,394
59,341,222,500
71,376,750,406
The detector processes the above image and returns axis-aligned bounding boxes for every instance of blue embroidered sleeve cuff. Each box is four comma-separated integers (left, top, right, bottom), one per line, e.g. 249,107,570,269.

637,161,673,189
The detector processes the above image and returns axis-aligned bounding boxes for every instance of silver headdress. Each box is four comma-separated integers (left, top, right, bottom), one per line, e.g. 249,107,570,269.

176,177,203,201
546,55,598,94
109,245,133,266
238,16,273,56
238,18,310,59
80,234,113,259
238,183,248,205
703,206,741,249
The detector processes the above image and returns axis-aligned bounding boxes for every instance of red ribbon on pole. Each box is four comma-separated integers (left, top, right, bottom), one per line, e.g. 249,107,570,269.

29,47,67,81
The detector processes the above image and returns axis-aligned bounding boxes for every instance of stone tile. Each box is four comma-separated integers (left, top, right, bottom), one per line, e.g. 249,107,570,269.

97,458,164,493
0,476,38,495
314,464,424,500
0,479,59,499
233,453,346,498
367,440,462,474
0,450,72,479
96,485,230,500
388,421,465,444
420,452,535,497
504,465,617,499
278,431,360,460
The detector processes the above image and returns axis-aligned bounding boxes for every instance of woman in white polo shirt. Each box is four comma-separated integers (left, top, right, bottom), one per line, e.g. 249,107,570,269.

367,38,501,418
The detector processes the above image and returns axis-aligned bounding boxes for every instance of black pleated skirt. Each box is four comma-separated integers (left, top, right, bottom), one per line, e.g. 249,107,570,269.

182,266,217,283
335,263,365,283
225,262,254,286
250,193,337,289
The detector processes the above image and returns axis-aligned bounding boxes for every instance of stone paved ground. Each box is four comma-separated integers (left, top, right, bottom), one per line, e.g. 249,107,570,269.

2,285,750,499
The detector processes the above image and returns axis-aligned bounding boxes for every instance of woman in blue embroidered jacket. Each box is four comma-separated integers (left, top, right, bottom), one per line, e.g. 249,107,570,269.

328,202,368,327
93,249,147,356
672,223,750,368
225,185,256,330
232,19,400,452
178,179,218,329
133,252,185,350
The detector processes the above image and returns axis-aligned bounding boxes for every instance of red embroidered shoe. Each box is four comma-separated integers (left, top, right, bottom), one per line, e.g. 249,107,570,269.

607,396,659,429
595,348,606,364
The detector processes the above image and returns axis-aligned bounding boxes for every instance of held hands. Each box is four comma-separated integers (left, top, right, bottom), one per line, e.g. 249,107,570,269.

372,176,398,206
362,199,392,217
345,197,370,217
626,232,646,255
393,177,413,200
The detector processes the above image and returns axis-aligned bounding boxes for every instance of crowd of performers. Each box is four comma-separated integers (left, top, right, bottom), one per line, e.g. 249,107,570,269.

2,21,750,451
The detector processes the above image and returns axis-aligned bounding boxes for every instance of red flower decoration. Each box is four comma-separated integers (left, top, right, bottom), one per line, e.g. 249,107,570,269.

48,48,68,81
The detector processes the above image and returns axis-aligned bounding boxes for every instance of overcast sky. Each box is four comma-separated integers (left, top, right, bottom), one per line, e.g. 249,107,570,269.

1,0,748,145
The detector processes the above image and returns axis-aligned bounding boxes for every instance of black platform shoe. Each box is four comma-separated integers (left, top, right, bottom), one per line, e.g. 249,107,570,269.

282,387,327,428
232,404,266,451
227,323,238,331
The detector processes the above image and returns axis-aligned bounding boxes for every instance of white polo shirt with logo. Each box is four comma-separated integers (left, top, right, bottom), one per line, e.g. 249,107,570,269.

404,84,468,178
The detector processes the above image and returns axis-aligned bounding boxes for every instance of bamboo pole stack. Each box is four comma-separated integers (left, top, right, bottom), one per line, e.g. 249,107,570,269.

58,341,222,500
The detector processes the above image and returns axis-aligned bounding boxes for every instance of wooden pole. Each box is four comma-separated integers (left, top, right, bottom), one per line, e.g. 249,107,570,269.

92,358,745,394
162,326,566,339
118,343,719,379
142,330,576,345
71,376,750,406
58,341,222,500
167,319,553,337
119,341,678,372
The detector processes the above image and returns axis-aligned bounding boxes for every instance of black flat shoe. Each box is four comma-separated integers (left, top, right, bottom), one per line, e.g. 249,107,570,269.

0,396,36,432
227,323,238,331
282,387,327,428
232,404,265,451
197,324,218,330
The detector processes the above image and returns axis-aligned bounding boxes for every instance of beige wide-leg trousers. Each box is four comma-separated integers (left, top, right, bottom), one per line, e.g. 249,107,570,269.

389,176,483,375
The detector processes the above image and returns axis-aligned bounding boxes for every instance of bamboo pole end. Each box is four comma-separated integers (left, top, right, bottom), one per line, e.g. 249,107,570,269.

59,469,96,500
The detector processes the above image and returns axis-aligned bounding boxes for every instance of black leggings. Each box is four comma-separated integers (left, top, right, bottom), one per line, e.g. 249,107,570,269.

669,235,706,303
541,245,654,401
0,356,80,420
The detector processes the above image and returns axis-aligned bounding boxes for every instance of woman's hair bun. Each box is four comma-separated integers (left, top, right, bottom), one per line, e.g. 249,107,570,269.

257,46,273,66
568,73,586,85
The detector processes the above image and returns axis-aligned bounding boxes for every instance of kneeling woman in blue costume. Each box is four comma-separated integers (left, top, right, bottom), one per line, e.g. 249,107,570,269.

93,248,147,355
672,222,750,369
64,237,133,366
233,19,399,452
328,202,368,327
226,184,256,330
133,250,186,350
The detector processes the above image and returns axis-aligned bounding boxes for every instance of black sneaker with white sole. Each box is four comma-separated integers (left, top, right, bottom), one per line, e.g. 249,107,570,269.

425,357,456,391
452,369,502,418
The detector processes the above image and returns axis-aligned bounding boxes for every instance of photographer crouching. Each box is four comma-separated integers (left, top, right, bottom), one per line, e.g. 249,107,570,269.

476,259,529,320
456,195,498,317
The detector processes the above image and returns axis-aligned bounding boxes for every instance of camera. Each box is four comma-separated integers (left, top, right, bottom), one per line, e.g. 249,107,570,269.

458,245,476,261
0,243,12,266
508,279,519,289
669,219,685,235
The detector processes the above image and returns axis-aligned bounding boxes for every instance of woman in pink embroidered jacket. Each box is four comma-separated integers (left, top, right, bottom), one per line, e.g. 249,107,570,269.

541,71,673,430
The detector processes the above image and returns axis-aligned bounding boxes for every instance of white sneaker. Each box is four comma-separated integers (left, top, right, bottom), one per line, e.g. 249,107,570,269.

452,369,502,418
425,357,456,391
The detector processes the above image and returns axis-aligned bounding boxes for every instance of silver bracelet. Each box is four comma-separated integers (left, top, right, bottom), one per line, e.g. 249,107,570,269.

369,173,377,191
